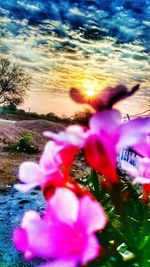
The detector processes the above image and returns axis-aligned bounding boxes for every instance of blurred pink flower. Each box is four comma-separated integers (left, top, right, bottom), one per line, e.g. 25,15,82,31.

121,157,150,186
44,125,88,172
70,84,139,111
13,188,107,267
15,141,69,192
133,136,150,158
132,157,150,186
44,125,86,148
15,125,87,193
84,109,150,184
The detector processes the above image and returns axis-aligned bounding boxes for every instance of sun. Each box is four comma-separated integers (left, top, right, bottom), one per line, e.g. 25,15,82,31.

82,80,98,98
85,89,95,97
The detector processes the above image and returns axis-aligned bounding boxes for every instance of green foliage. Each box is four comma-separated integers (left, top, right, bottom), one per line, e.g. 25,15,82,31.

81,170,150,267
15,109,26,114
2,102,17,113
4,133,39,154
45,112,60,122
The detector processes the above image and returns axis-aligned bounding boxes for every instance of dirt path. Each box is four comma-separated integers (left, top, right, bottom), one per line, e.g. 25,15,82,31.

0,119,16,124
0,152,39,185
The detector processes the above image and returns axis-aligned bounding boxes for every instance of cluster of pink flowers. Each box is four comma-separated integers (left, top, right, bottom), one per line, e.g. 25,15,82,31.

14,188,106,267
13,84,150,267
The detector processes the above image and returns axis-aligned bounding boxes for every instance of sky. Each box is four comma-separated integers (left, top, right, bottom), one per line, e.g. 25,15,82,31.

0,0,150,117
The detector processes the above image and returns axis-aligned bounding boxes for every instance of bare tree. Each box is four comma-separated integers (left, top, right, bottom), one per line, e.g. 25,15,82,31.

0,57,31,106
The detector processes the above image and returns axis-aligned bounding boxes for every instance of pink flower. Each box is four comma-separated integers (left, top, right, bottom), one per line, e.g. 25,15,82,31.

121,157,150,186
84,109,150,184
44,125,86,148
44,125,87,170
15,126,88,196
13,188,107,267
133,136,150,158
70,84,139,111
15,141,68,192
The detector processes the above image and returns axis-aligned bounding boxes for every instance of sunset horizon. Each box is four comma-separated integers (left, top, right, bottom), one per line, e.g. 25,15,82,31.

0,0,149,116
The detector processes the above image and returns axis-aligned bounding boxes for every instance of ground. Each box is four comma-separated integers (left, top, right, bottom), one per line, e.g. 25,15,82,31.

0,117,65,185
0,117,89,267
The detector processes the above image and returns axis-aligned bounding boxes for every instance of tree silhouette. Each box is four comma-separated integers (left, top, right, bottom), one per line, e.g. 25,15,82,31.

72,108,92,126
0,57,31,105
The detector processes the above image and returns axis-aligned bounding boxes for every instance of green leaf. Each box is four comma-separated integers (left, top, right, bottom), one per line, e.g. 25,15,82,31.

89,169,100,200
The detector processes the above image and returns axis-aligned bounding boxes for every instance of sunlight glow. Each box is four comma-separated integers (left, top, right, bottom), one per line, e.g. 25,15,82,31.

82,80,98,98
86,89,95,97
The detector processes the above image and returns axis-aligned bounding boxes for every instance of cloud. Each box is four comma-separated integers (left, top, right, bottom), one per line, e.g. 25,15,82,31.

0,0,149,115
1,0,150,44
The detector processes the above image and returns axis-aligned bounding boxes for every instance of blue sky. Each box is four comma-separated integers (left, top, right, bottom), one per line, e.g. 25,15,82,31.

0,0,150,116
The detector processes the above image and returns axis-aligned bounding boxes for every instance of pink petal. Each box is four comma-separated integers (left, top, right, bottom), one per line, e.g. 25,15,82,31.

133,138,150,158
42,133,80,169
22,214,84,259
85,134,118,183
40,260,77,267
13,228,29,252
21,210,41,228
14,183,38,192
70,87,86,104
65,125,86,147
133,176,150,184
40,141,62,171
118,117,150,150
89,109,121,133
81,234,100,265
44,169,64,185
101,84,139,108
43,131,56,139
48,188,79,225
14,211,54,259
78,196,107,233
70,85,139,111
120,160,139,178
58,145,78,168
19,162,43,184
14,196,102,265
44,125,86,148
20,211,55,259
138,157,150,178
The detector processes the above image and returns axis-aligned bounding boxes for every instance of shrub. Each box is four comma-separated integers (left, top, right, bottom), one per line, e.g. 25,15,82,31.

4,133,39,154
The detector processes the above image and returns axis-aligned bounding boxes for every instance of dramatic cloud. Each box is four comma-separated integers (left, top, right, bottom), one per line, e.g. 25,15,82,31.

0,0,149,115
